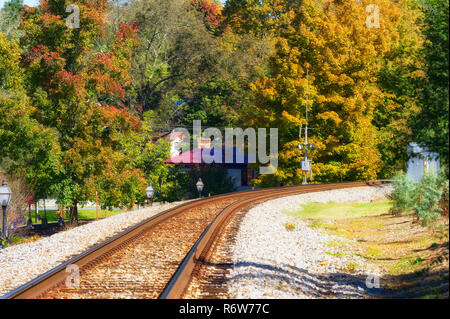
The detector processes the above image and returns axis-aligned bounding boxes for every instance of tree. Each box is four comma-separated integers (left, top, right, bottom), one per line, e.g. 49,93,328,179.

223,0,296,37
106,0,218,119
374,0,424,178
192,0,223,32
412,0,449,169
19,0,145,222
0,0,25,39
246,0,421,185
119,110,177,200
0,32,57,191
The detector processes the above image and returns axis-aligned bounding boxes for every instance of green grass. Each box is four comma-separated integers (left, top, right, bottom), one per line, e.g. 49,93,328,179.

326,251,345,257
366,246,382,257
389,256,425,275
30,208,122,224
284,201,393,220
326,240,342,247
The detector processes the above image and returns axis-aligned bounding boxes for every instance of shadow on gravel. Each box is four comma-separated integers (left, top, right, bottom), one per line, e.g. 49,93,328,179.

218,260,375,298
201,258,448,299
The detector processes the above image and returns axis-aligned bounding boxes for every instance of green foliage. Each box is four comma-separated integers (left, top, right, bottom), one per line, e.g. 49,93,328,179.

389,172,418,215
414,169,444,227
110,0,218,116
374,0,424,178
180,76,240,127
0,32,56,188
0,0,24,39
121,112,171,180
390,170,448,227
119,111,187,203
412,0,449,168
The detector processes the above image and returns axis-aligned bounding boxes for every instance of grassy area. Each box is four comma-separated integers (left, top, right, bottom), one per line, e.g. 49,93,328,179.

284,201,393,220
8,235,42,245
31,208,122,224
284,200,449,298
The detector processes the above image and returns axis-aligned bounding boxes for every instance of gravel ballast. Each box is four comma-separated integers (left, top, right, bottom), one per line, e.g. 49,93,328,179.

226,185,392,299
0,202,184,296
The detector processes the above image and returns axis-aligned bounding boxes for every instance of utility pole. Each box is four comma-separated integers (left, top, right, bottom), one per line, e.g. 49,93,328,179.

299,67,317,184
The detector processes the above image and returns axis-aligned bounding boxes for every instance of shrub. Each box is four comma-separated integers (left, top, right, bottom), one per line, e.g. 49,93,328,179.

389,172,417,215
414,169,444,227
285,222,295,231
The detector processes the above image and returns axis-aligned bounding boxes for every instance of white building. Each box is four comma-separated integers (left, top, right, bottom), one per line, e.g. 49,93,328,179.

407,142,440,182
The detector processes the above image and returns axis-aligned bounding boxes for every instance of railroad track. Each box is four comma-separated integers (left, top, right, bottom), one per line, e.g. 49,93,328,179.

2,181,388,299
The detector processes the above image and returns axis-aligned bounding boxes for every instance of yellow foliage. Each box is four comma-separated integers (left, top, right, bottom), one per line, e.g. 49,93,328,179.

245,0,422,185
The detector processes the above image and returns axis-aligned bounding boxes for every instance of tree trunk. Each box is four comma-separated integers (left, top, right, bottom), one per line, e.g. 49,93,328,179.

70,201,79,225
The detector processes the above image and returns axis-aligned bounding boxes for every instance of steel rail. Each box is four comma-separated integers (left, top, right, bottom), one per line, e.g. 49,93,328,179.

2,180,388,299
1,184,317,299
159,180,389,298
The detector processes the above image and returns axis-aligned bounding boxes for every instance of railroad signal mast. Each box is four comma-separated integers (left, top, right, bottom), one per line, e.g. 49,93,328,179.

299,68,317,185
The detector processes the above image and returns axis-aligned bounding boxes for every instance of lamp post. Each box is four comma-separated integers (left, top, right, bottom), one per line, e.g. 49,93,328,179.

0,180,12,248
146,183,154,206
196,178,204,199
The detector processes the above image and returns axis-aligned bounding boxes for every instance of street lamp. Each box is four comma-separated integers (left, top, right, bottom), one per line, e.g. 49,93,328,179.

196,178,204,198
0,180,12,247
146,183,154,206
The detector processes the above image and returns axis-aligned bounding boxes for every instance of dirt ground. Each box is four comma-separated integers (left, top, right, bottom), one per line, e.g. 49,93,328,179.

316,213,449,299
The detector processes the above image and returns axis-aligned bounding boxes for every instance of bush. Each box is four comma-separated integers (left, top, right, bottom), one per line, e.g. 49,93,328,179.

285,222,295,231
389,169,448,227
414,169,444,227
389,172,417,215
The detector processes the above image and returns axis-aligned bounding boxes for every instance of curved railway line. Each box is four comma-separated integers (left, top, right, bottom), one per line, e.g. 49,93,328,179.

2,181,388,299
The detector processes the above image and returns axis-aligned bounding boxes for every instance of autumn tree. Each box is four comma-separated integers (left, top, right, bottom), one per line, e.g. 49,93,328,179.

19,0,146,222
223,0,296,37
192,0,223,32
246,0,423,185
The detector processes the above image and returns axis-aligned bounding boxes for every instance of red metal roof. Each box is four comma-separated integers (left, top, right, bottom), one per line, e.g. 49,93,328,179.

165,147,253,166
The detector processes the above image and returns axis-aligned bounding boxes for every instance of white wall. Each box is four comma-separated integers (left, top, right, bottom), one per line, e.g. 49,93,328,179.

407,143,440,182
